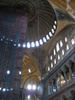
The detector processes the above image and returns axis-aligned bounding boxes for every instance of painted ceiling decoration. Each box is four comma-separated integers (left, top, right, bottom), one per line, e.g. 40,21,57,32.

48,0,67,11
48,0,75,11
55,9,74,22
0,0,57,48
48,0,75,20
66,0,75,20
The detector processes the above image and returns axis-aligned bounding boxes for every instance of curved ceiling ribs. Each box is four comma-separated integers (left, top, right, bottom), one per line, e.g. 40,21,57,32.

0,0,57,48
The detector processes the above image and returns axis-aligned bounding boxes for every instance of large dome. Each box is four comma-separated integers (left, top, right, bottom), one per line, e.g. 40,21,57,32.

0,0,57,48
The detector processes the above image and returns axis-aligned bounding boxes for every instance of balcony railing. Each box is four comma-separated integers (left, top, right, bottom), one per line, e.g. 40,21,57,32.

44,78,75,100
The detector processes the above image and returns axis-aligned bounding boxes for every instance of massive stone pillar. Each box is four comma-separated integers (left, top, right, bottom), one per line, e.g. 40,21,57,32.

0,6,28,100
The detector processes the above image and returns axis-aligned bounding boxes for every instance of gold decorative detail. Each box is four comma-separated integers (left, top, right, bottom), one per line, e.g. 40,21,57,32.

66,0,75,20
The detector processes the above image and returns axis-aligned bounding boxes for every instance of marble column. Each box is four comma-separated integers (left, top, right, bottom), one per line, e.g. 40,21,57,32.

63,72,67,83
61,68,67,84
49,81,52,94
57,73,61,89
54,77,57,92
48,81,50,95
68,66,73,80
66,62,73,80
51,80,54,93
45,81,49,96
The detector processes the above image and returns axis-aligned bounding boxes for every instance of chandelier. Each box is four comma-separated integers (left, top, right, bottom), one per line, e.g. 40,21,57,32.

66,0,75,20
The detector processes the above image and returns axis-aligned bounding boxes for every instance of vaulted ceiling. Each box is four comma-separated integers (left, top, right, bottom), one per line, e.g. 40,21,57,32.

0,0,75,89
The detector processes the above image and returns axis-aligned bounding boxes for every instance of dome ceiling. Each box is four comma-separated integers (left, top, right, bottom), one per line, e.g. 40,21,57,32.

25,0,57,47
0,0,57,48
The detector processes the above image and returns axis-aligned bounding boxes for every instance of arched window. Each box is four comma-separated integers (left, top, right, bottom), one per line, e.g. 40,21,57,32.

56,43,60,52
50,55,53,60
58,55,60,60
51,63,53,68
48,66,50,71
66,44,69,50
54,49,56,55
54,59,56,64
60,40,63,47
71,39,75,45
62,50,64,55
49,32,53,37
65,37,68,42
